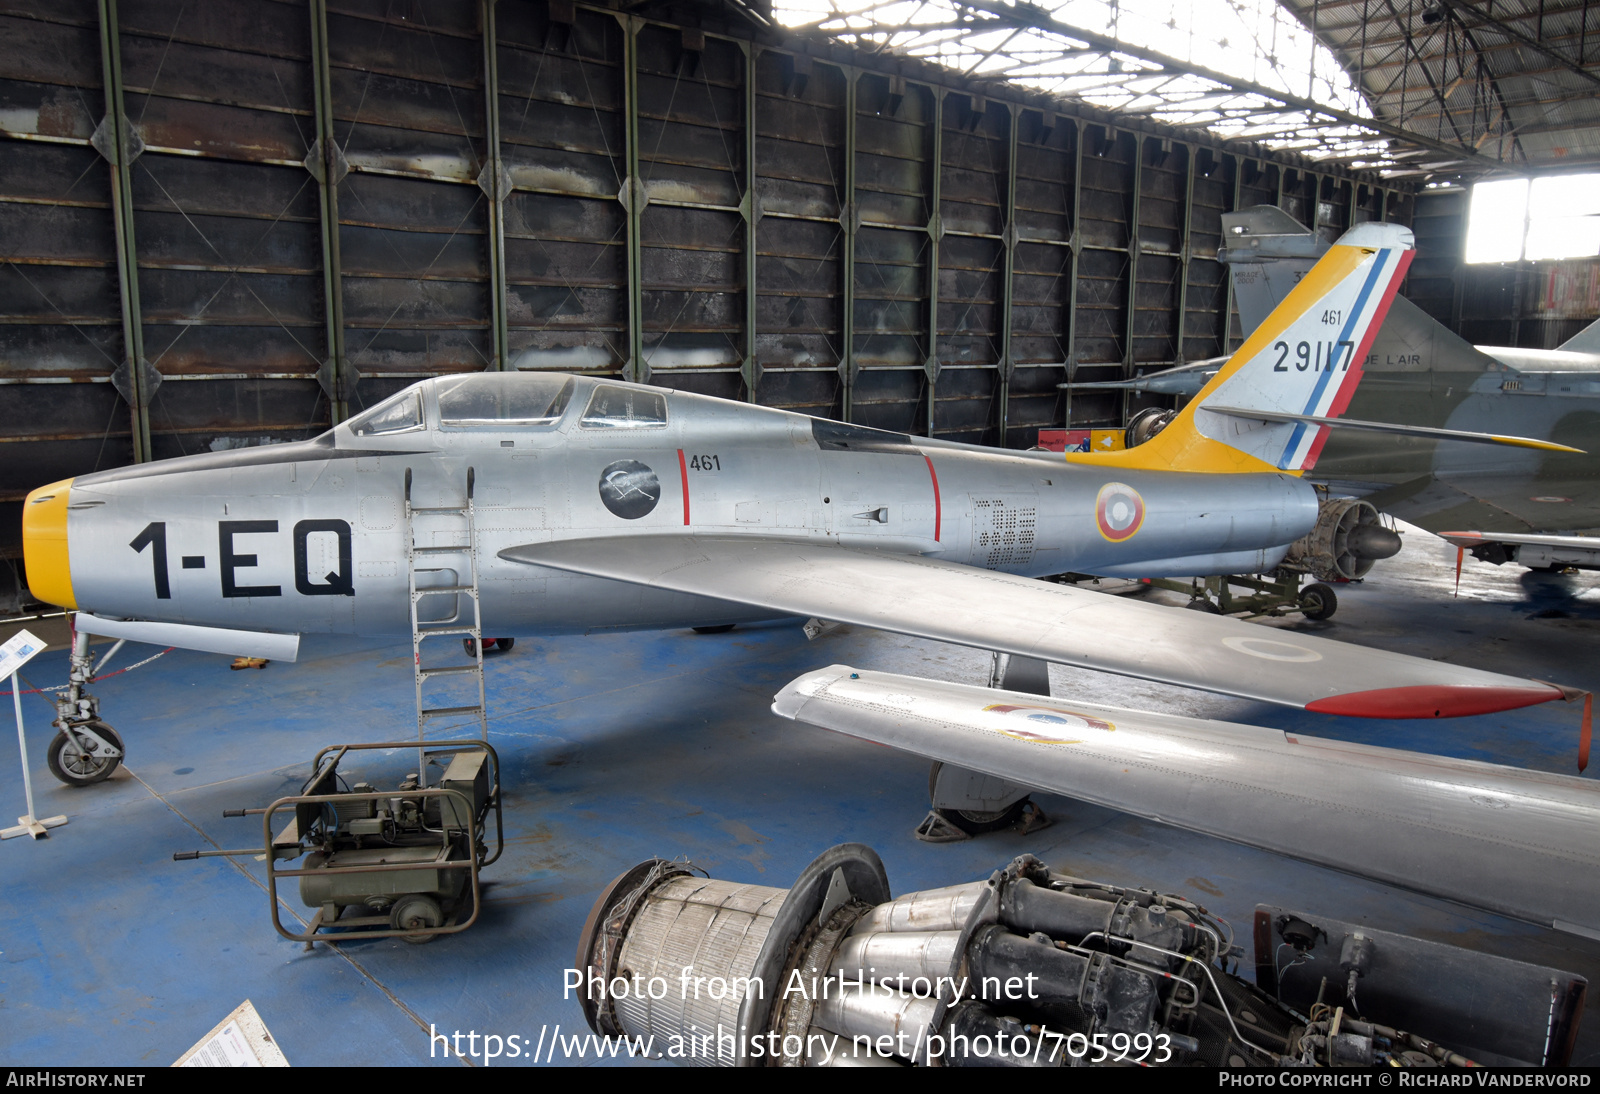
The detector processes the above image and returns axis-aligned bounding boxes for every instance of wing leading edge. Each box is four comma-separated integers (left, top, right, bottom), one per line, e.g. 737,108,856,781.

773,666,1600,937
500,534,1564,717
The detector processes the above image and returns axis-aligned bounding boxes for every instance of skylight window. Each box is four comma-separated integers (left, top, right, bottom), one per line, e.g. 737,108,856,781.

1465,175,1600,264
776,0,1384,165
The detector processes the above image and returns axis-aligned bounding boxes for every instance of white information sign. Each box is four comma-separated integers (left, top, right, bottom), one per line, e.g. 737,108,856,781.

2,627,66,841
174,999,290,1067
0,629,45,680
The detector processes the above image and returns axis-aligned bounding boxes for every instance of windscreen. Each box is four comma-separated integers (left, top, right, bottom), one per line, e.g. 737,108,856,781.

347,390,423,436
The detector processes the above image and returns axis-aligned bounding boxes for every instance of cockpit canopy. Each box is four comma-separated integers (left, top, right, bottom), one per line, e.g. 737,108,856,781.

343,373,668,439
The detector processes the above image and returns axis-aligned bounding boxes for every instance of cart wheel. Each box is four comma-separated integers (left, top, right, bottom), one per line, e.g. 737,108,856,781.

391,894,444,943
46,721,124,786
1184,599,1222,614
692,624,736,634
493,637,513,652
1299,582,1338,621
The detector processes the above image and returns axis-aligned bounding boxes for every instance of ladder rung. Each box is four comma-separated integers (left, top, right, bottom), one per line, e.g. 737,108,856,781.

412,544,470,554
411,505,469,514
421,705,485,719
418,665,480,678
414,585,478,595
414,627,478,638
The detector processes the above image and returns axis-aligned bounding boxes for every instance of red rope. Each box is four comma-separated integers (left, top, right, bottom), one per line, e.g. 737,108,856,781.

1,647,176,696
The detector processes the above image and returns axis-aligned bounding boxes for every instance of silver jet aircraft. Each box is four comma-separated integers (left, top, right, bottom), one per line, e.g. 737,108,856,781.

20,223,1575,783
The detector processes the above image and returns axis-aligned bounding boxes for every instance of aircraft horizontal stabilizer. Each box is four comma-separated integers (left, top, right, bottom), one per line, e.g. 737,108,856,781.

1205,406,1585,454
501,534,1563,717
1055,357,1224,396
74,611,300,662
773,666,1600,937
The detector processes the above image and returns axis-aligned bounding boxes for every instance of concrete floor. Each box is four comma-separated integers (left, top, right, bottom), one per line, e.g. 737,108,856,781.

4,528,1600,1066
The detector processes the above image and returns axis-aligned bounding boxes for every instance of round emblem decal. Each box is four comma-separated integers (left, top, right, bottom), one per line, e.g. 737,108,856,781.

1219,635,1323,663
982,703,1115,745
598,460,661,520
1095,482,1145,542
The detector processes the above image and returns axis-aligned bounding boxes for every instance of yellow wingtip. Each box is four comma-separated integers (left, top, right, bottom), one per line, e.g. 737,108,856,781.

1491,435,1586,454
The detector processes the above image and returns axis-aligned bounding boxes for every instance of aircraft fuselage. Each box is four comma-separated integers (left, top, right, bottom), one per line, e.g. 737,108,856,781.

26,375,1316,637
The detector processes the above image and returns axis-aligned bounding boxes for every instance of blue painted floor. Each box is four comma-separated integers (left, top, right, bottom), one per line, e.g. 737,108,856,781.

5,527,1600,1066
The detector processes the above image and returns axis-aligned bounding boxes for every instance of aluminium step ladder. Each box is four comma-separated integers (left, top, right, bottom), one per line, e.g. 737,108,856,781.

404,467,489,748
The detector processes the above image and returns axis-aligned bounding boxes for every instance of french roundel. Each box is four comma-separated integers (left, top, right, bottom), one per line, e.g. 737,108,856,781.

1095,482,1145,543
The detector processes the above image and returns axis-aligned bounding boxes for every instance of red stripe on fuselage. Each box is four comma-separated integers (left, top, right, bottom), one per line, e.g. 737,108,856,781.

1302,249,1415,470
924,455,941,542
677,448,690,525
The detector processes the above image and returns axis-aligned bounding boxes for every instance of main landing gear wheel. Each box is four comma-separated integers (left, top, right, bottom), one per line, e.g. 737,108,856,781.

925,762,1025,836
47,721,124,786
1299,582,1338,621
933,803,1029,836
391,893,444,943
692,624,737,634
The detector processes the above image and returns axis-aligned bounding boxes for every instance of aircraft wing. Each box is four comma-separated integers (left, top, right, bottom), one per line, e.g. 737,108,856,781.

772,666,1600,936
501,534,1564,716
1440,530,1600,551
1442,529,1600,574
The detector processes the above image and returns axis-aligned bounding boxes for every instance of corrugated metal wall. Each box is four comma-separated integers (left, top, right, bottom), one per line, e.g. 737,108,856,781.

0,0,1411,578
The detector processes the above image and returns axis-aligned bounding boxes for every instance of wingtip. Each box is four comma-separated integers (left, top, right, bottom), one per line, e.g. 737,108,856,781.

1305,682,1565,718
1493,435,1586,454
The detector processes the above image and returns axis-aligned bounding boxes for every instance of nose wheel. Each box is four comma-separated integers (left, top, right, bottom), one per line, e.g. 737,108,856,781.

46,721,124,786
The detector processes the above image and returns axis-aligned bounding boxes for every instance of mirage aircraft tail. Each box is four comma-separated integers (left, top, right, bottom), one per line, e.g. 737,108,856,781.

1067,222,1414,476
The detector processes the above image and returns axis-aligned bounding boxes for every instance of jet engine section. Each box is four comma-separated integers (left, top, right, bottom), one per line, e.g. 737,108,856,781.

574,845,1504,1068
1282,498,1402,581
1124,407,1175,449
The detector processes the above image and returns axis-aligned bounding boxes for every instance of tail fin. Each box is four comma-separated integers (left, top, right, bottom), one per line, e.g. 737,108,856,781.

1218,206,1326,336
1068,222,1414,476
1559,316,1600,353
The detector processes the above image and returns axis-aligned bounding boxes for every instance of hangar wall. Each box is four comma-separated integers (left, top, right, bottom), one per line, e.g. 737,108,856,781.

0,0,1415,582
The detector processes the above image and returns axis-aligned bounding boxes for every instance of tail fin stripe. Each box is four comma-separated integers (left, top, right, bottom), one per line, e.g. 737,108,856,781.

1278,248,1394,467
1304,248,1391,416
1298,247,1413,470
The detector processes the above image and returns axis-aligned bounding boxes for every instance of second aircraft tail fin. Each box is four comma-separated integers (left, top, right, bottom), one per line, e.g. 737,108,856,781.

1068,222,1414,476
1559,316,1600,354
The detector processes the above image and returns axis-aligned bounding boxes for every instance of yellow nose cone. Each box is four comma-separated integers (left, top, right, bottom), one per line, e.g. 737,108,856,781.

22,478,76,610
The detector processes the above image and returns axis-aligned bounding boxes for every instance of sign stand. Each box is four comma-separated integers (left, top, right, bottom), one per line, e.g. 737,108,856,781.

2,629,68,840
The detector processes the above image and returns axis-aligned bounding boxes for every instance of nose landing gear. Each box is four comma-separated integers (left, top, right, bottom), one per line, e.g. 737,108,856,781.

46,623,125,786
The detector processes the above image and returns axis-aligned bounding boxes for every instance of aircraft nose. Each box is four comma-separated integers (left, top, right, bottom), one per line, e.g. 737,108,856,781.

22,478,77,610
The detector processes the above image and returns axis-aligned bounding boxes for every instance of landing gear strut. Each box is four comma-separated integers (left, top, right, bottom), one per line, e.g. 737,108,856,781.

47,623,124,786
